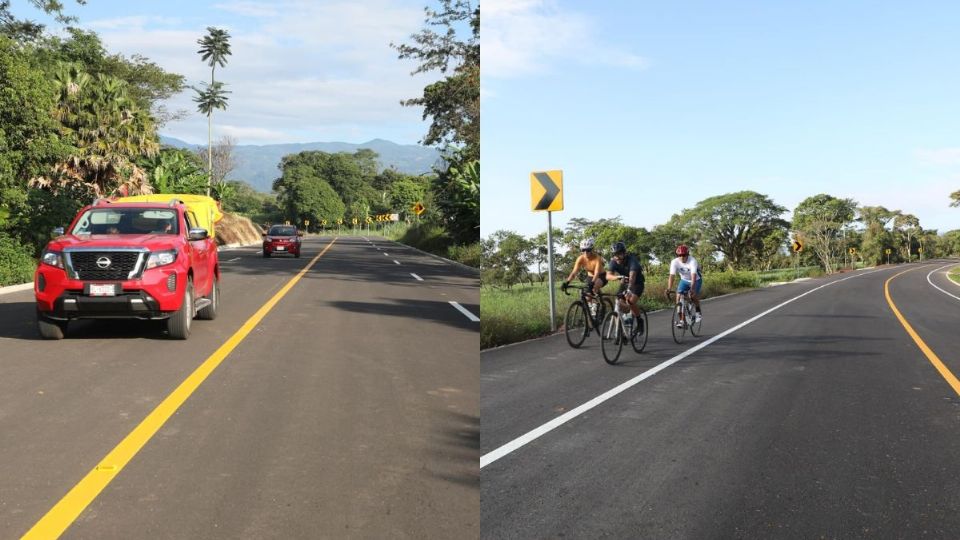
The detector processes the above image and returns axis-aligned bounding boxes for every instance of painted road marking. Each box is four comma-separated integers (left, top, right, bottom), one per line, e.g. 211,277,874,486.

450,301,480,322
22,239,339,540
887,267,960,397
384,252,390,257
411,273,424,281
226,257,241,262
926,263,960,301
394,260,401,265
481,267,888,469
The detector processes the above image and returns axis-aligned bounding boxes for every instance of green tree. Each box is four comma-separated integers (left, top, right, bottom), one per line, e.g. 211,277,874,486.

892,213,921,262
37,29,185,124
141,148,207,194
792,194,858,273
858,205,897,265
0,0,85,42
274,164,346,225
431,151,477,243
392,0,479,159
681,191,789,270
195,26,231,194
32,65,159,198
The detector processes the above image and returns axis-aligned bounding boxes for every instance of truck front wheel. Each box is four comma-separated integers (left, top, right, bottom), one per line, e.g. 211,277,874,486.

167,279,193,339
37,310,67,340
197,278,219,320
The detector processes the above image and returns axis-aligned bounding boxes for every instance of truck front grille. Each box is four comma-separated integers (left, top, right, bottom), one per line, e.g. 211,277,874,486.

68,251,144,280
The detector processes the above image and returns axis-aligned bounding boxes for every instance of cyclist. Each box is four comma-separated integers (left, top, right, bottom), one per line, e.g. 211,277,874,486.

665,244,702,328
606,241,645,334
561,237,606,299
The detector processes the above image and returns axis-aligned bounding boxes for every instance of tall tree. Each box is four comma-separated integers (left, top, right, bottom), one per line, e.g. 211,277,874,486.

792,194,858,273
195,26,231,195
892,213,920,262
681,191,789,270
31,65,159,198
392,0,479,158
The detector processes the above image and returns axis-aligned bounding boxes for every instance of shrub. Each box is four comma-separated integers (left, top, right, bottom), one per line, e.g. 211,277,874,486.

447,242,480,268
0,234,36,287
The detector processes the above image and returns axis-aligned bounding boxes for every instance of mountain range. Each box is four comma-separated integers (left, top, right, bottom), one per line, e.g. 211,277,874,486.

159,136,443,193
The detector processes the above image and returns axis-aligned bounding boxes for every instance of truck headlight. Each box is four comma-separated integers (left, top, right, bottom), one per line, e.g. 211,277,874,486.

146,250,177,269
41,249,64,269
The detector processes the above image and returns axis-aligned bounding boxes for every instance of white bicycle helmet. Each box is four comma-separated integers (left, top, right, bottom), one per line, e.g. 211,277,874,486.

579,237,596,251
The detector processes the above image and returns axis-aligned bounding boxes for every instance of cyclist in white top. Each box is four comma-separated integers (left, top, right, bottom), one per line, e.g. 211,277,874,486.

665,244,702,327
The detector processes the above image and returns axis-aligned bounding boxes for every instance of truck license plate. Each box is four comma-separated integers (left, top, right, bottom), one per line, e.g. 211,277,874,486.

88,283,117,296
276,246,285,251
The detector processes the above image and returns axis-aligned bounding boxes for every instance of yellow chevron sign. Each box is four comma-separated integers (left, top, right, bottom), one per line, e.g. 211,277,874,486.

530,170,563,212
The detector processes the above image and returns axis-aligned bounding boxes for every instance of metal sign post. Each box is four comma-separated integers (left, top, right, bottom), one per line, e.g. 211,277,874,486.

531,170,564,332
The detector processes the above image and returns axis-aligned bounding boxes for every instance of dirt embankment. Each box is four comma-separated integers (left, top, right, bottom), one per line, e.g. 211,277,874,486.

217,213,263,247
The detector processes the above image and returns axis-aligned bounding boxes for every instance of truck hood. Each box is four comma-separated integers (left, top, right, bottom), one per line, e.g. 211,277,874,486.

48,234,181,251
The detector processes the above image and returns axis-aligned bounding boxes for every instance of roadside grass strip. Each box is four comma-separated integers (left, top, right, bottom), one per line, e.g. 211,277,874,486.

22,239,338,539
925,263,960,301
481,267,888,469
887,267,960,398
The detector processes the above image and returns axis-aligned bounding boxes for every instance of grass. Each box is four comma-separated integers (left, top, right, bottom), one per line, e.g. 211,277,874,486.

481,266,829,349
949,267,960,285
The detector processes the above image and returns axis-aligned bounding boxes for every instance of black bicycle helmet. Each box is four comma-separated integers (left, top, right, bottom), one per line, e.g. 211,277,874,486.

612,241,626,254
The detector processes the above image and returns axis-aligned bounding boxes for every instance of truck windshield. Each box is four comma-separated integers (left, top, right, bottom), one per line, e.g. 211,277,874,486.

71,208,179,235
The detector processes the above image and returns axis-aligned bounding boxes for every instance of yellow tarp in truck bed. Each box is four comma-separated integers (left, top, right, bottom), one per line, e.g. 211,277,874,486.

113,194,224,239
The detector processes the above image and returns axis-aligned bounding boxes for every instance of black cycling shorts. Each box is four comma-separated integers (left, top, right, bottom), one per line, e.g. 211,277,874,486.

591,274,608,289
623,280,644,297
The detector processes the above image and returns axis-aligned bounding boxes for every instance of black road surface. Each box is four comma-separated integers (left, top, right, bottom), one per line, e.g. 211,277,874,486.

0,236,478,539
482,261,960,539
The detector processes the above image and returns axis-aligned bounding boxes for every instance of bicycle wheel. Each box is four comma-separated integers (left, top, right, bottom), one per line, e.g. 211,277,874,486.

564,301,589,348
671,303,686,344
600,312,623,364
631,308,649,353
688,305,702,337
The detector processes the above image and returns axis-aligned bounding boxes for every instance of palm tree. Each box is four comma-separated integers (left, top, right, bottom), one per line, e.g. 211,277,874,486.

196,26,232,195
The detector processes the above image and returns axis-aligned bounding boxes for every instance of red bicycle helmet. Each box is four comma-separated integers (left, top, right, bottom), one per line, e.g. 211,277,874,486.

676,244,690,256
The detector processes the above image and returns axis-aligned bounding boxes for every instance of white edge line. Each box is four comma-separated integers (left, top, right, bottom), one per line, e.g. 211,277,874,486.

926,263,960,301
410,273,424,281
384,252,390,257
393,260,401,265
450,301,480,322
480,267,889,469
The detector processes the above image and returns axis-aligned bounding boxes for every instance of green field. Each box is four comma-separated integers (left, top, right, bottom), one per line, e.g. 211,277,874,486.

481,267,827,349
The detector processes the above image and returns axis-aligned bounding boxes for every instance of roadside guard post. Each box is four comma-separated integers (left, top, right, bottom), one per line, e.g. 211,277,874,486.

791,237,803,279
531,170,564,331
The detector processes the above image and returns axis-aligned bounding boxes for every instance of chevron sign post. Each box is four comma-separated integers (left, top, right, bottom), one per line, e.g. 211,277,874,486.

531,170,564,331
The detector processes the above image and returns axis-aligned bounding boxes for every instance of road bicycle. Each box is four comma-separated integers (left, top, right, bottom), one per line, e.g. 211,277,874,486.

562,279,613,348
599,279,649,364
667,290,702,344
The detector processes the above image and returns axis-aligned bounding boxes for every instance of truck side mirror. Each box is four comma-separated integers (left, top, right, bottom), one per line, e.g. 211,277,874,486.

188,228,209,241
53,227,65,236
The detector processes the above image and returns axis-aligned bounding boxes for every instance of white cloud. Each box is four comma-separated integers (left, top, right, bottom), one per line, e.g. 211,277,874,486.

914,148,960,166
212,1,281,18
86,1,439,145
482,0,646,79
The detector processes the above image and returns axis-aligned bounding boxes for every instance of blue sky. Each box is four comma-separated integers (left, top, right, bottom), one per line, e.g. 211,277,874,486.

14,0,441,145
481,1,960,239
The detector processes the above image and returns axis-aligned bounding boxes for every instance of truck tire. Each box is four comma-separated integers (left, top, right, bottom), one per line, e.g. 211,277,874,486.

167,279,193,339
37,311,67,340
197,278,219,320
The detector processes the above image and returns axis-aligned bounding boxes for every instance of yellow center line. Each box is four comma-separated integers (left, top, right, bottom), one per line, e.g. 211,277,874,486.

23,238,337,540
885,266,960,397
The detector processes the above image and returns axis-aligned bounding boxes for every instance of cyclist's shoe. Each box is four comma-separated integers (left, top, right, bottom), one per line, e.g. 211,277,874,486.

636,318,644,335
694,313,702,323
675,320,684,329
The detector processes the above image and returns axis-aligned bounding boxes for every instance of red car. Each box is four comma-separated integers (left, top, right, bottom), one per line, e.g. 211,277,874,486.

262,224,302,258
34,198,220,340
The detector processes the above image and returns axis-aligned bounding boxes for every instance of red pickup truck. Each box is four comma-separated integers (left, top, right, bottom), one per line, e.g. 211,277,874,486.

34,197,221,339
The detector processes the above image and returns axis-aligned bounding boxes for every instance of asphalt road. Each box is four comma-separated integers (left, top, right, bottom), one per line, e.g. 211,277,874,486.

0,235,478,539
481,261,960,539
